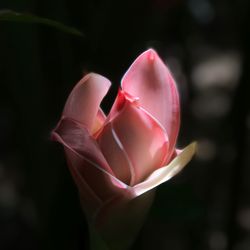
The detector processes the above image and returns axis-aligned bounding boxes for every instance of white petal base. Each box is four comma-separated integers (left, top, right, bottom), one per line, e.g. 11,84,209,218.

132,142,197,196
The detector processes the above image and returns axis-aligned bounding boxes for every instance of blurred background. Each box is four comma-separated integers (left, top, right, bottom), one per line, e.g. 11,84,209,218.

0,0,249,249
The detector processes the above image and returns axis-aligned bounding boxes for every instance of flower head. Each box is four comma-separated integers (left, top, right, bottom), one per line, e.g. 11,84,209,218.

52,49,196,217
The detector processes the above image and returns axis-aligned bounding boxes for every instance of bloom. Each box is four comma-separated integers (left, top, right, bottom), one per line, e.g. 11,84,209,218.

52,49,196,218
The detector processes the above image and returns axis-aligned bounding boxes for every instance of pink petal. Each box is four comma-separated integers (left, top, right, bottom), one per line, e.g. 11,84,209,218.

97,117,135,185
63,73,111,133
97,91,169,186
64,147,103,213
132,142,197,196
121,49,180,157
51,118,129,215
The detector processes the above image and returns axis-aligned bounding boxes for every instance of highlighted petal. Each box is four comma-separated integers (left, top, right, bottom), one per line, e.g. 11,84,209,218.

132,142,197,196
121,49,180,155
63,73,111,132
98,92,169,185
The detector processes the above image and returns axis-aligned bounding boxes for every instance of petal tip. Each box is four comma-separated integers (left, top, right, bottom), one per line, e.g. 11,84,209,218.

143,48,159,62
144,48,157,54
83,72,112,88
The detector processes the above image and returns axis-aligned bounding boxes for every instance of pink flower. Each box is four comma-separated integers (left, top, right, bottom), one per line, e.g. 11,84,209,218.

51,49,196,218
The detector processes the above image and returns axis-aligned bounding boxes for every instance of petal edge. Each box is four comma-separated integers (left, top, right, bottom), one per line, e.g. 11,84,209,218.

63,73,111,133
132,142,197,196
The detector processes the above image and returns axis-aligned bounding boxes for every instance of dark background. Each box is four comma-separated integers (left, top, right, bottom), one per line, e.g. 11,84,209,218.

0,0,250,249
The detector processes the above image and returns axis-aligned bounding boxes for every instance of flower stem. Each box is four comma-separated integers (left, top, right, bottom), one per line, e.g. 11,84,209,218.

87,190,155,250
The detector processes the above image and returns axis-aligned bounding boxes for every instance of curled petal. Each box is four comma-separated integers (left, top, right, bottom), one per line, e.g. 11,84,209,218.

51,118,130,215
63,73,111,133
121,49,180,156
97,92,169,186
132,142,197,196
52,118,113,174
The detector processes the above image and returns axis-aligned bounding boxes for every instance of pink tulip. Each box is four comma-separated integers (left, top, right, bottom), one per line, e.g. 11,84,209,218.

51,48,196,223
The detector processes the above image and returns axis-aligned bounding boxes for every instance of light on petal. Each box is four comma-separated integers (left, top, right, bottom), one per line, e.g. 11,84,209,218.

132,142,197,196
